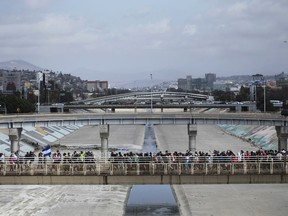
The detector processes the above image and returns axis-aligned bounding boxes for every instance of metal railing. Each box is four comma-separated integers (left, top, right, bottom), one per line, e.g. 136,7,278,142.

0,155,287,176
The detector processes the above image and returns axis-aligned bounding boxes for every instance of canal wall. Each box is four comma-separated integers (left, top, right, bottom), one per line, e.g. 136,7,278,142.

1,175,287,185
218,125,278,150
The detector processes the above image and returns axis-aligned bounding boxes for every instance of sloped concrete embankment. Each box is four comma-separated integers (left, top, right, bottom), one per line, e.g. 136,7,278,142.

218,125,278,150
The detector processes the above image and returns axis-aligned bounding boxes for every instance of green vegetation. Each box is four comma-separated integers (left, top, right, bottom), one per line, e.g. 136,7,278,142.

0,94,36,114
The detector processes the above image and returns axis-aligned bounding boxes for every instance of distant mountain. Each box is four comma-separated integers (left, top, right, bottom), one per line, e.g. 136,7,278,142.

0,60,43,71
73,67,184,87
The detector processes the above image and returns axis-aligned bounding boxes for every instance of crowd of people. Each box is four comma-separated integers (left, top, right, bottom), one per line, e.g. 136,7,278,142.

0,148,287,166
109,149,287,164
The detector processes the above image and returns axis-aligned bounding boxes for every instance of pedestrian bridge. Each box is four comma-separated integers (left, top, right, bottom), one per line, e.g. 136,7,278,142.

0,157,287,185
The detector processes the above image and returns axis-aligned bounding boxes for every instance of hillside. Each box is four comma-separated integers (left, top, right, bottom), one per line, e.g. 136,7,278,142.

0,60,43,71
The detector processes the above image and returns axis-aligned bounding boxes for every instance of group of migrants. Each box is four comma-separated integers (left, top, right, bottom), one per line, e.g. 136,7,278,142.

0,150,95,165
108,149,287,164
48,150,95,164
0,149,287,167
0,151,37,171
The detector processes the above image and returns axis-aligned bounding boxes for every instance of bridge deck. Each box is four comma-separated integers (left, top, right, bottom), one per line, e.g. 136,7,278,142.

1,161,287,184
0,112,287,128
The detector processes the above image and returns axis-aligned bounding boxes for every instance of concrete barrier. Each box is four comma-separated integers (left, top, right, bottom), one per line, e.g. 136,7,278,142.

0,174,287,185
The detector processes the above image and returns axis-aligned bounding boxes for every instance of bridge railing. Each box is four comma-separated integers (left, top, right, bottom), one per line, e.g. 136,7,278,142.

2,155,287,164
0,155,287,176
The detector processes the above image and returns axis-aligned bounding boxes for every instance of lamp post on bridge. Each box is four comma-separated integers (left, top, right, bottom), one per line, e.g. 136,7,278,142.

263,79,266,113
150,74,153,113
252,74,265,112
37,71,43,114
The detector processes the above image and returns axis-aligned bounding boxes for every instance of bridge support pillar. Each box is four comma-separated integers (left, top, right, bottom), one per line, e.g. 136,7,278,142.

188,124,197,153
235,105,241,113
99,124,110,159
276,126,288,151
9,134,17,154
8,128,22,154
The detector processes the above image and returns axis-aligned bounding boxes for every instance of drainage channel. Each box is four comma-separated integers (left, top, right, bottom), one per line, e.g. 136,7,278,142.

125,123,180,216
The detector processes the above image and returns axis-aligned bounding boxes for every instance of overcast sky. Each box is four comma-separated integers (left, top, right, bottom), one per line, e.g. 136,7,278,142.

0,0,288,83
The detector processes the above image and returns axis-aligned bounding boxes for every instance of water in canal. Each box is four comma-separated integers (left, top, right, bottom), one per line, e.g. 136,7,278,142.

125,123,180,216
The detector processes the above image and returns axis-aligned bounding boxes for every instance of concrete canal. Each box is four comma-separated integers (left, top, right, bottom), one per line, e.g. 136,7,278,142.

125,123,180,215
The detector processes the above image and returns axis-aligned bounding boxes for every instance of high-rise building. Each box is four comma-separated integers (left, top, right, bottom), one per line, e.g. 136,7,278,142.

177,78,188,91
186,76,192,90
205,73,216,89
178,74,216,91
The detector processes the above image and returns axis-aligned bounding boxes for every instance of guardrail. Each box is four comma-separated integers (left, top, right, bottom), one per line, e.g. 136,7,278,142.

0,156,287,176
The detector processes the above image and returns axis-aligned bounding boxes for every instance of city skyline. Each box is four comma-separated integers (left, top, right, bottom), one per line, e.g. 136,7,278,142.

0,0,287,83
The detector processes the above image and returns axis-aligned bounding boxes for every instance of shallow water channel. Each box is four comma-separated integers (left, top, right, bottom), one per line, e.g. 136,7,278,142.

125,123,180,216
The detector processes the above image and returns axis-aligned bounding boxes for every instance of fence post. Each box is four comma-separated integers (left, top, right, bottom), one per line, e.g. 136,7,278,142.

164,164,167,175
217,163,220,175
270,161,273,174
83,164,87,176
3,164,7,175
244,162,247,174
191,163,194,175
110,163,113,176
284,153,287,175
124,163,128,175
137,163,140,175
57,164,60,175
30,164,34,176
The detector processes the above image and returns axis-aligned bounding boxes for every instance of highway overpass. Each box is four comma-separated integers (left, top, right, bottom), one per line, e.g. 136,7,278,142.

0,112,286,128
63,103,257,113
1,112,287,152
70,91,209,105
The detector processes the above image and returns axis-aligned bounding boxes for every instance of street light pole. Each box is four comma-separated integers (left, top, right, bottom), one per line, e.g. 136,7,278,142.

38,79,40,113
150,74,153,113
37,71,42,113
263,80,266,113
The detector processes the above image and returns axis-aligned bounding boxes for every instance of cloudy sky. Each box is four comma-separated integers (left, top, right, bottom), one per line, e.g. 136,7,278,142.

0,0,288,83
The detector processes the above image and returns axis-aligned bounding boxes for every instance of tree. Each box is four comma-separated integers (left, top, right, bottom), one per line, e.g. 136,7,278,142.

1,95,35,113
212,90,235,102
235,86,250,101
